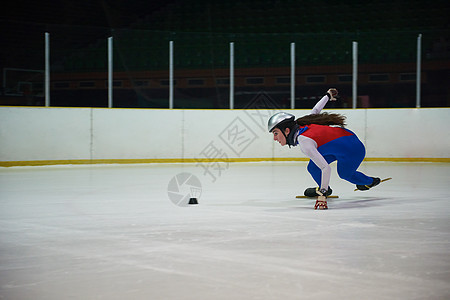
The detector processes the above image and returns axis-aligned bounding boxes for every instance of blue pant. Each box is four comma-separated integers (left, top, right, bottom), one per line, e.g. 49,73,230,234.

306,133,373,186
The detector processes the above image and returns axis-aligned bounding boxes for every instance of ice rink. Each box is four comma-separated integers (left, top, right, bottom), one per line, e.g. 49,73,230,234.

0,161,449,300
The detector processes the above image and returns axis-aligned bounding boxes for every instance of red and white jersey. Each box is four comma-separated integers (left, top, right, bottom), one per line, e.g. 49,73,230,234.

298,124,354,148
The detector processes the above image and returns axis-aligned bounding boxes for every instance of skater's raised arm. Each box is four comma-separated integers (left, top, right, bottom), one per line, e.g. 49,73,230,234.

310,88,338,114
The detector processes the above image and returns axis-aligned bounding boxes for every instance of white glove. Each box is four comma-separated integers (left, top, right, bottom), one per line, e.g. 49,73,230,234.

327,88,338,101
314,188,328,210
314,195,328,210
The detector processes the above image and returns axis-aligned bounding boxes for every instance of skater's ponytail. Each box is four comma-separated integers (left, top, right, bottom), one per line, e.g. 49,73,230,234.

296,112,346,127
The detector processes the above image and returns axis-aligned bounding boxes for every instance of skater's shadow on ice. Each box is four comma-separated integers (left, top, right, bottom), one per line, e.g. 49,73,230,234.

210,197,397,210
330,197,393,209
285,197,396,210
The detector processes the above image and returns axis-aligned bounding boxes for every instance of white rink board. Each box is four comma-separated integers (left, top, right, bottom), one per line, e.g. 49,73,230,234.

91,109,184,160
365,108,449,158
0,106,449,162
0,107,92,161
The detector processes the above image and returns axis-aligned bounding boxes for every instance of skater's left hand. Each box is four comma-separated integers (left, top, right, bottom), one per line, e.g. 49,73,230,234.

315,195,328,210
314,189,328,210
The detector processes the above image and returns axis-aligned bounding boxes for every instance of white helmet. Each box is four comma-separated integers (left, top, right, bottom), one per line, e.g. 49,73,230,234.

268,112,295,132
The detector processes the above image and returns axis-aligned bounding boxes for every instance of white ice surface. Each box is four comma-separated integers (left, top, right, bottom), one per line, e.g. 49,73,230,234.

0,162,449,300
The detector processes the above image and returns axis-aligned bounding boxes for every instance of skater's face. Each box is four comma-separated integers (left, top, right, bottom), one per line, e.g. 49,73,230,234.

272,128,289,146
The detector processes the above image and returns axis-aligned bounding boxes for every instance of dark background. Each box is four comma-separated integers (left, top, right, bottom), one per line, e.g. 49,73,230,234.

1,0,449,108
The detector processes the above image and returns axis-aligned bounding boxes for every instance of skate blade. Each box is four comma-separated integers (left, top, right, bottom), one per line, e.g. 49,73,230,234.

296,195,339,199
354,177,392,191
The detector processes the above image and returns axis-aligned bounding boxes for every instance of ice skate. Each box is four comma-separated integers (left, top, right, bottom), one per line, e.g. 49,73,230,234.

356,177,381,191
304,187,332,197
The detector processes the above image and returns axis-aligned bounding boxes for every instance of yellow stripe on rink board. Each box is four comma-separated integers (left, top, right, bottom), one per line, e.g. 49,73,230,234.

0,158,309,167
0,157,449,167
0,159,199,167
362,157,450,163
